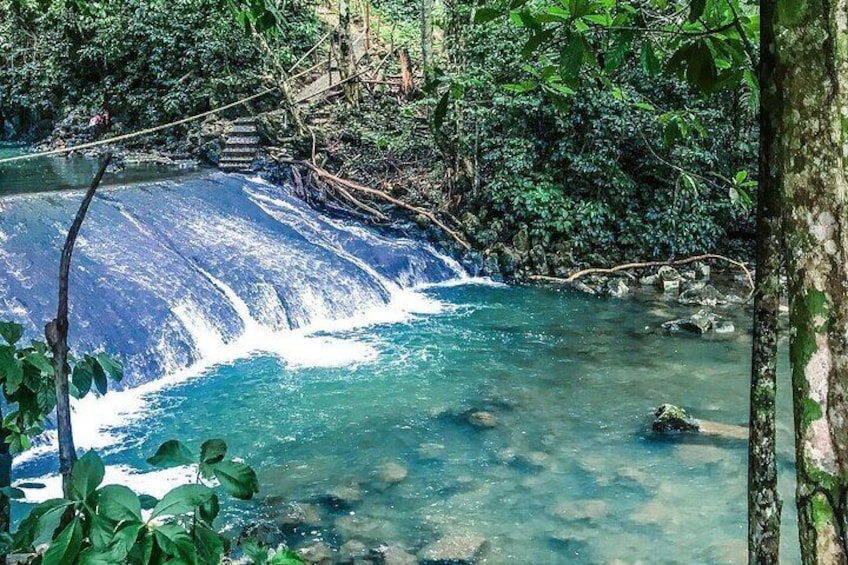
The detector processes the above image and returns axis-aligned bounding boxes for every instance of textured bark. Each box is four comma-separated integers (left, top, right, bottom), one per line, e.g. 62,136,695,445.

46,154,111,499
420,0,434,85
0,404,8,565
748,2,782,562
775,0,848,562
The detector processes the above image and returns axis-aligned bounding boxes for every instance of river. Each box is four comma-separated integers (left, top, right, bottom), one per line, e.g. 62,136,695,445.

0,152,800,563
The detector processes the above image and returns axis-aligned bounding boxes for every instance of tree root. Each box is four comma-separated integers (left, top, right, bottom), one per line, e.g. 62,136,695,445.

528,253,754,290
284,159,470,250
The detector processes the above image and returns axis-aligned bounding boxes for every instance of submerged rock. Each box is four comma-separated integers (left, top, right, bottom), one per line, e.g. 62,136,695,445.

340,539,370,562
661,309,734,335
419,534,489,564
652,404,700,433
334,514,396,544
297,540,333,564
465,409,498,429
274,502,322,530
656,266,682,292
321,483,363,510
603,278,629,298
552,499,609,523
378,462,409,485
373,544,417,565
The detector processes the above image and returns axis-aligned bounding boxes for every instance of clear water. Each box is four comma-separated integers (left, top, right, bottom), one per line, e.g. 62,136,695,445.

2,161,802,563
0,144,202,197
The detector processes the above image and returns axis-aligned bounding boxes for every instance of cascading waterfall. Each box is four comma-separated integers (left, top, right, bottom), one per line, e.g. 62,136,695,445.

0,173,467,388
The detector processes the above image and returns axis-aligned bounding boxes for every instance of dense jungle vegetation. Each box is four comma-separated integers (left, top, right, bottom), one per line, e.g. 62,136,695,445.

0,0,758,270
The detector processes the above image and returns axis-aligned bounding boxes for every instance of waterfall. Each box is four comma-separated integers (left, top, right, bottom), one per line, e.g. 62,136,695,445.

0,173,466,388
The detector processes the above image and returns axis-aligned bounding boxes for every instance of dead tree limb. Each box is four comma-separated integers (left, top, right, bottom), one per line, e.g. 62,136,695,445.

528,254,754,290
45,153,111,498
292,160,470,249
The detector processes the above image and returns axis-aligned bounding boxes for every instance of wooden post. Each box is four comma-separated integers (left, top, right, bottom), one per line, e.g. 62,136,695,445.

365,1,371,52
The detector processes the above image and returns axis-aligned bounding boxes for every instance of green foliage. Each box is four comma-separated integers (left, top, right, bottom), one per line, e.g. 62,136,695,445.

12,439,267,564
0,321,122,455
0,0,318,138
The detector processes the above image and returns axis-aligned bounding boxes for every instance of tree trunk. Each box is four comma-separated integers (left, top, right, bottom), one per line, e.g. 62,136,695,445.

747,1,782,562
0,403,9,565
420,0,434,86
774,1,848,562
45,154,111,499
338,0,359,105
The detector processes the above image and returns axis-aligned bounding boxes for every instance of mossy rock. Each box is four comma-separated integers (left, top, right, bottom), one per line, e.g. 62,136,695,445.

652,404,700,433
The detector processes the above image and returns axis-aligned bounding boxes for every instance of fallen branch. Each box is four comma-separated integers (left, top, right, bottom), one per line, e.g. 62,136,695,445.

528,253,754,290
291,160,470,250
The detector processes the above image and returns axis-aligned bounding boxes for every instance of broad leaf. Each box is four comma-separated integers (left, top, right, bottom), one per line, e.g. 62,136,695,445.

640,42,661,76
200,439,227,464
559,32,585,87
150,484,214,519
13,498,75,551
98,484,142,522
95,353,123,382
153,523,197,565
433,91,450,130
210,460,259,500
0,322,23,345
474,7,501,23
147,440,195,468
71,450,105,501
72,361,94,398
139,494,159,510
42,518,83,565
0,347,23,394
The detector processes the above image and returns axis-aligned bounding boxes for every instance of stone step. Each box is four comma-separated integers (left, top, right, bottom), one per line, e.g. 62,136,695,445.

226,136,260,145
230,125,258,134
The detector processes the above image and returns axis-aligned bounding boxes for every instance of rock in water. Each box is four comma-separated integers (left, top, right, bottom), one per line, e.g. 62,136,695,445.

465,410,498,429
652,404,700,433
419,534,489,564
656,266,682,292
373,544,417,565
661,309,734,335
296,541,333,564
678,284,727,307
604,278,629,298
378,462,409,484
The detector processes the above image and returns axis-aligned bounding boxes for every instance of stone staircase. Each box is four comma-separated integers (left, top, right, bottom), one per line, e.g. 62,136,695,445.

219,118,259,172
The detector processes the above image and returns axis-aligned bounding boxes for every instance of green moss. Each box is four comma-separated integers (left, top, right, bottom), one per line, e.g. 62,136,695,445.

801,398,824,427
811,494,834,530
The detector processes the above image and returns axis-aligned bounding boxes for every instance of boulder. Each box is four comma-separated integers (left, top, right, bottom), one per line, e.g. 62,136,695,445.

652,404,700,433
334,515,396,544
656,266,682,292
497,247,520,276
481,253,501,280
661,309,734,335
603,278,629,298
512,228,530,254
419,534,489,564
678,284,727,307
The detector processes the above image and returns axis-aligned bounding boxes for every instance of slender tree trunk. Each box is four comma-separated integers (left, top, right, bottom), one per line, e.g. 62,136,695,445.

420,0,434,86
0,403,9,565
774,2,848,562
45,154,111,498
747,2,782,562
338,0,359,105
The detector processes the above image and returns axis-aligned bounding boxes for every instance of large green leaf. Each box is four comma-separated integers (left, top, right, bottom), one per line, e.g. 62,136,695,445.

433,91,450,130
0,347,24,394
474,7,501,23
210,460,259,500
42,518,83,565
685,41,717,91
150,484,214,519
194,523,225,564
95,353,123,382
72,361,94,398
559,32,585,87
153,523,197,565
97,484,142,522
147,440,196,468
71,450,105,501
12,498,75,551
200,439,227,464
0,322,23,345
640,41,661,76
25,352,54,376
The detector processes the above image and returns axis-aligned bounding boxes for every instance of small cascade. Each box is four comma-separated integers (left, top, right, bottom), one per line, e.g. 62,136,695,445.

218,118,260,172
0,173,466,387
